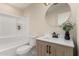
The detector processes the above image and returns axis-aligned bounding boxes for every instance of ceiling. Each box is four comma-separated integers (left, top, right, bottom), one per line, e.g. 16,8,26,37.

8,3,31,10
7,3,50,10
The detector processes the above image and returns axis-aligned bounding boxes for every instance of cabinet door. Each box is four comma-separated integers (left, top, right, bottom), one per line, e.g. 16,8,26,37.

36,40,51,56
55,44,66,56
64,47,73,56
41,42,48,56
44,42,65,56
44,42,51,56
49,45,56,56
36,40,47,56
36,40,42,56
43,41,56,56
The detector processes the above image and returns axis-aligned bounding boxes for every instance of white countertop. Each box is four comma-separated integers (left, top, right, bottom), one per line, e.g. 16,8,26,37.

36,35,74,48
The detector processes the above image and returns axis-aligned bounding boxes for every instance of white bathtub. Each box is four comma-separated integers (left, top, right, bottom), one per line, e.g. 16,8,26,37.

0,36,29,56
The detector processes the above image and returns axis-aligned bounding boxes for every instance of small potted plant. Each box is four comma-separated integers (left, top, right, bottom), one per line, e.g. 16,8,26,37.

61,21,73,40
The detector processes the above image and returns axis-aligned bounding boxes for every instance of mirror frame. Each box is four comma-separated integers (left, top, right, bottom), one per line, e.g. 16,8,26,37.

45,3,71,27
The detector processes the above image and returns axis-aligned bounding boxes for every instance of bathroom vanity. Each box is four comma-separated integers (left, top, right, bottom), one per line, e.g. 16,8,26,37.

36,35,74,56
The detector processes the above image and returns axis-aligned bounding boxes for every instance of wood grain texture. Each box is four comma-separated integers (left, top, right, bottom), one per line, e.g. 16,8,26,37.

36,40,74,56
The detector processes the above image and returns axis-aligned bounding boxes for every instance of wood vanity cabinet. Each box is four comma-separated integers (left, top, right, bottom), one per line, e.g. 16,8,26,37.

36,40,74,56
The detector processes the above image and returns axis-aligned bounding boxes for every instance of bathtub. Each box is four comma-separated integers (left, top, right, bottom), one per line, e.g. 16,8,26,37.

0,36,29,56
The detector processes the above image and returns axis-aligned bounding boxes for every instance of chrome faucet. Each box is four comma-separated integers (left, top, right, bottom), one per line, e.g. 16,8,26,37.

52,32,58,38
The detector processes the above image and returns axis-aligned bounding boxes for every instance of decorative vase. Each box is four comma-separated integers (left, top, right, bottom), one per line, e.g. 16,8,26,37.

64,31,70,40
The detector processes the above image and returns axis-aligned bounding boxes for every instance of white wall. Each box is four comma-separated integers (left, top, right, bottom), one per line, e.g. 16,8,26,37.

76,4,79,55
24,3,51,36
0,3,23,16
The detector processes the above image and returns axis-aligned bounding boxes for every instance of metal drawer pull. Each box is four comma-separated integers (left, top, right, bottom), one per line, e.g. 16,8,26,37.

46,45,49,53
49,46,51,54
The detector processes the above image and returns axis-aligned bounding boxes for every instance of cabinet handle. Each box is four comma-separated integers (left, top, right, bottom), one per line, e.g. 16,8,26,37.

49,46,51,54
46,45,49,53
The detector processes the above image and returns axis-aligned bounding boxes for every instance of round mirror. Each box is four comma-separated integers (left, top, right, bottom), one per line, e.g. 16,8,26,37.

45,3,71,26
